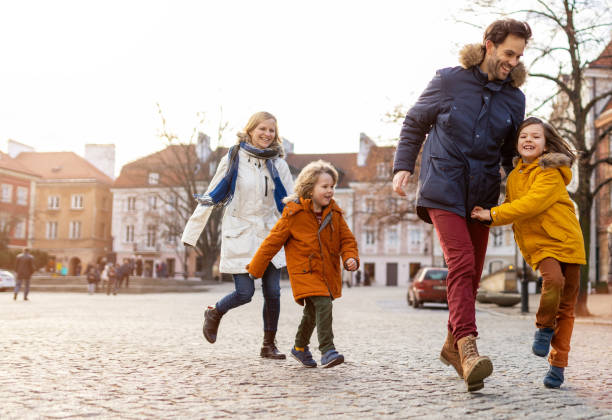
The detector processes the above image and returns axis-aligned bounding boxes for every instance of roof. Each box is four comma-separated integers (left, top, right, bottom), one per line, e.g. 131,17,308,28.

589,39,612,69
114,144,227,188
0,152,40,177
285,144,396,188
285,153,358,188
14,151,113,184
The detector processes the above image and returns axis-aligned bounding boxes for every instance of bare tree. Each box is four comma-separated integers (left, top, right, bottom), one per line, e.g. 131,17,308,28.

132,105,229,280
459,0,612,315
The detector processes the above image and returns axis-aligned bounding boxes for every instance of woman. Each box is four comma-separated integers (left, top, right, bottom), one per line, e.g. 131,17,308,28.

182,111,294,359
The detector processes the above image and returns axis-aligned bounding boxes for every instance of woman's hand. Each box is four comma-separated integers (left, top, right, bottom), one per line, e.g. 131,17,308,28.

471,206,492,222
345,258,358,271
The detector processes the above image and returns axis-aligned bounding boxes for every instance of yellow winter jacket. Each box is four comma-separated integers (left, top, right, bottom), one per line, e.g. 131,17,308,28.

490,153,586,270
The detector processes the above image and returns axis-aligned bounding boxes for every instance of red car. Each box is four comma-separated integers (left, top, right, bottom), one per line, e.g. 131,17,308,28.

407,267,448,308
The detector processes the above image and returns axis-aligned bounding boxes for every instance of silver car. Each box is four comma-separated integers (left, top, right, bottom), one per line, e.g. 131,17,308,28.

0,270,16,291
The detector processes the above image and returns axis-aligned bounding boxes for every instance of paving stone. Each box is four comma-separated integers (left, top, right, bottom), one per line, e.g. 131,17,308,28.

1,285,611,419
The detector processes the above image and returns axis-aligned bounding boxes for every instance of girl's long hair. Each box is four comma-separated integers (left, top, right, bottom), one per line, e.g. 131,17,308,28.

283,160,338,204
518,117,576,165
236,111,284,154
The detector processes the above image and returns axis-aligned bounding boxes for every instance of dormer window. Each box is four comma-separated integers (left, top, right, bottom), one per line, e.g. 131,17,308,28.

148,172,159,185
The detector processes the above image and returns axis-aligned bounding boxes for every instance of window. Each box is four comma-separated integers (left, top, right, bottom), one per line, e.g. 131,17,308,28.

365,198,375,213
46,221,58,239
48,195,60,209
146,225,157,247
148,195,157,210
377,162,390,179
125,225,135,242
167,194,178,211
14,219,25,239
127,196,136,211
1,184,12,203
16,187,28,205
69,221,82,239
148,172,159,185
387,197,398,214
71,194,84,209
409,229,422,245
167,226,178,244
492,227,503,247
365,229,376,245
387,227,398,247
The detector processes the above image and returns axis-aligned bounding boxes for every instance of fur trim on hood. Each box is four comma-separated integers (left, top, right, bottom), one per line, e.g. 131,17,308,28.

459,43,527,88
512,152,572,169
538,152,572,169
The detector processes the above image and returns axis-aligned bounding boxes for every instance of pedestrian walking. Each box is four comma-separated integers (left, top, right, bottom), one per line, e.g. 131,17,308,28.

471,117,585,389
392,19,532,392
247,160,359,368
85,263,99,295
14,248,36,301
355,270,361,287
105,263,118,296
182,111,294,359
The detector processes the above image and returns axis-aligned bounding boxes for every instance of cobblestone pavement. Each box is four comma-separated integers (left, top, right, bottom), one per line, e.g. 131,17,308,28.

1,284,611,419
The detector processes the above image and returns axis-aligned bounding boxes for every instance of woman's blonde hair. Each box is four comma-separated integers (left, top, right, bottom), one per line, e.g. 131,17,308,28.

284,160,339,203
236,111,283,151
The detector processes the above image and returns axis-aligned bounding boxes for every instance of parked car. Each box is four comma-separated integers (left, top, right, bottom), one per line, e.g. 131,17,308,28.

0,270,16,291
407,267,448,308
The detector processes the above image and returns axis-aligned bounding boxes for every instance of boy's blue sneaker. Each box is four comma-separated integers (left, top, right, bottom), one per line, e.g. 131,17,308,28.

291,346,317,368
543,365,564,388
532,327,554,357
321,349,344,368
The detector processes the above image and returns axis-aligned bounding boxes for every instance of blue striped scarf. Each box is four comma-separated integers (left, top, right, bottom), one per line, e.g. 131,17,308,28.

194,142,287,213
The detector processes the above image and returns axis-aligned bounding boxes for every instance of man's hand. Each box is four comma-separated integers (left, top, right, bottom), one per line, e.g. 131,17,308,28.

471,206,492,222
392,170,411,196
345,258,358,271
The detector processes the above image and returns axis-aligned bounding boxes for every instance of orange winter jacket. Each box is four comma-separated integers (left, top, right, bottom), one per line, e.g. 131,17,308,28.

247,197,359,305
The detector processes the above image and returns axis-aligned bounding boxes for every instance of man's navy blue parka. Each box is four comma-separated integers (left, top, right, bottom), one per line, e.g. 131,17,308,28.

393,44,527,223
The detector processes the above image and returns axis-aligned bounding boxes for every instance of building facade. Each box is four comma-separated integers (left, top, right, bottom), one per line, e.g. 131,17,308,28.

14,152,113,274
0,152,39,249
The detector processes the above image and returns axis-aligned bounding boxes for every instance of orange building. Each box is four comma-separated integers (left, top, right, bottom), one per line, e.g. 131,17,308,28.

0,152,40,249
14,152,113,274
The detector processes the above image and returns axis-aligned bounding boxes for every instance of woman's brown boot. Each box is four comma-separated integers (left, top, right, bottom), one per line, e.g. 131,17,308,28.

260,331,286,359
440,330,463,378
203,306,222,343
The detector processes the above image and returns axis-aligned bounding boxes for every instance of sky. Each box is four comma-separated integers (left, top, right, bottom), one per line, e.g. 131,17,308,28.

1,0,602,177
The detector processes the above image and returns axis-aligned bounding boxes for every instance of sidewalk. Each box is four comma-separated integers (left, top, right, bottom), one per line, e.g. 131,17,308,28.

477,293,612,326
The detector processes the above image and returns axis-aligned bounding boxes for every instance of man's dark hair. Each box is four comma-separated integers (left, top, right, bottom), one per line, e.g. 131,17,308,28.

484,19,532,45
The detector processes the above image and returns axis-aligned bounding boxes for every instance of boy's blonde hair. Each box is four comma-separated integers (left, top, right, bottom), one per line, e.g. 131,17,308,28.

283,160,338,203
236,111,283,153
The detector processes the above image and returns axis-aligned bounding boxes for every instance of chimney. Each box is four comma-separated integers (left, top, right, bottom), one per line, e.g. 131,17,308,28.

357,133,374,167
7,139,34,158
85,144,116,179
197,132,212,162
282,137,294,155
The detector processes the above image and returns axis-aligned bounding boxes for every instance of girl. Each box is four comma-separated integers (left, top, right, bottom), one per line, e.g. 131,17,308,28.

246,160,359,368
181,111,294,360
471,117,586,388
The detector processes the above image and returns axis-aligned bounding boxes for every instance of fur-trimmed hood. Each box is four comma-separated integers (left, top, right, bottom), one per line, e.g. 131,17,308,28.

459,43,527,88
513,152,573,186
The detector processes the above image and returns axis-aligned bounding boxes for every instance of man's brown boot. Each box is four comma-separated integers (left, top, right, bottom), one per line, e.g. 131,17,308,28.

457,335,493,392
440,330,463,378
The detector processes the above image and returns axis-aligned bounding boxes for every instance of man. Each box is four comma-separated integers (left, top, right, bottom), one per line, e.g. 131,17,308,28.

392,19,531,392
14,248,36,301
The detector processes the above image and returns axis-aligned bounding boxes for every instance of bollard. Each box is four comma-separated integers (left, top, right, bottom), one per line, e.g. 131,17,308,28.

521,259,529,313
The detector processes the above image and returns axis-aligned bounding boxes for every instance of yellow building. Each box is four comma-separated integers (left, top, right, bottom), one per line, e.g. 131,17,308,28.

14,152,113,274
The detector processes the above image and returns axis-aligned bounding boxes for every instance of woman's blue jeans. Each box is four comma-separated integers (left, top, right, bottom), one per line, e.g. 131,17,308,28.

215,263,280,332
